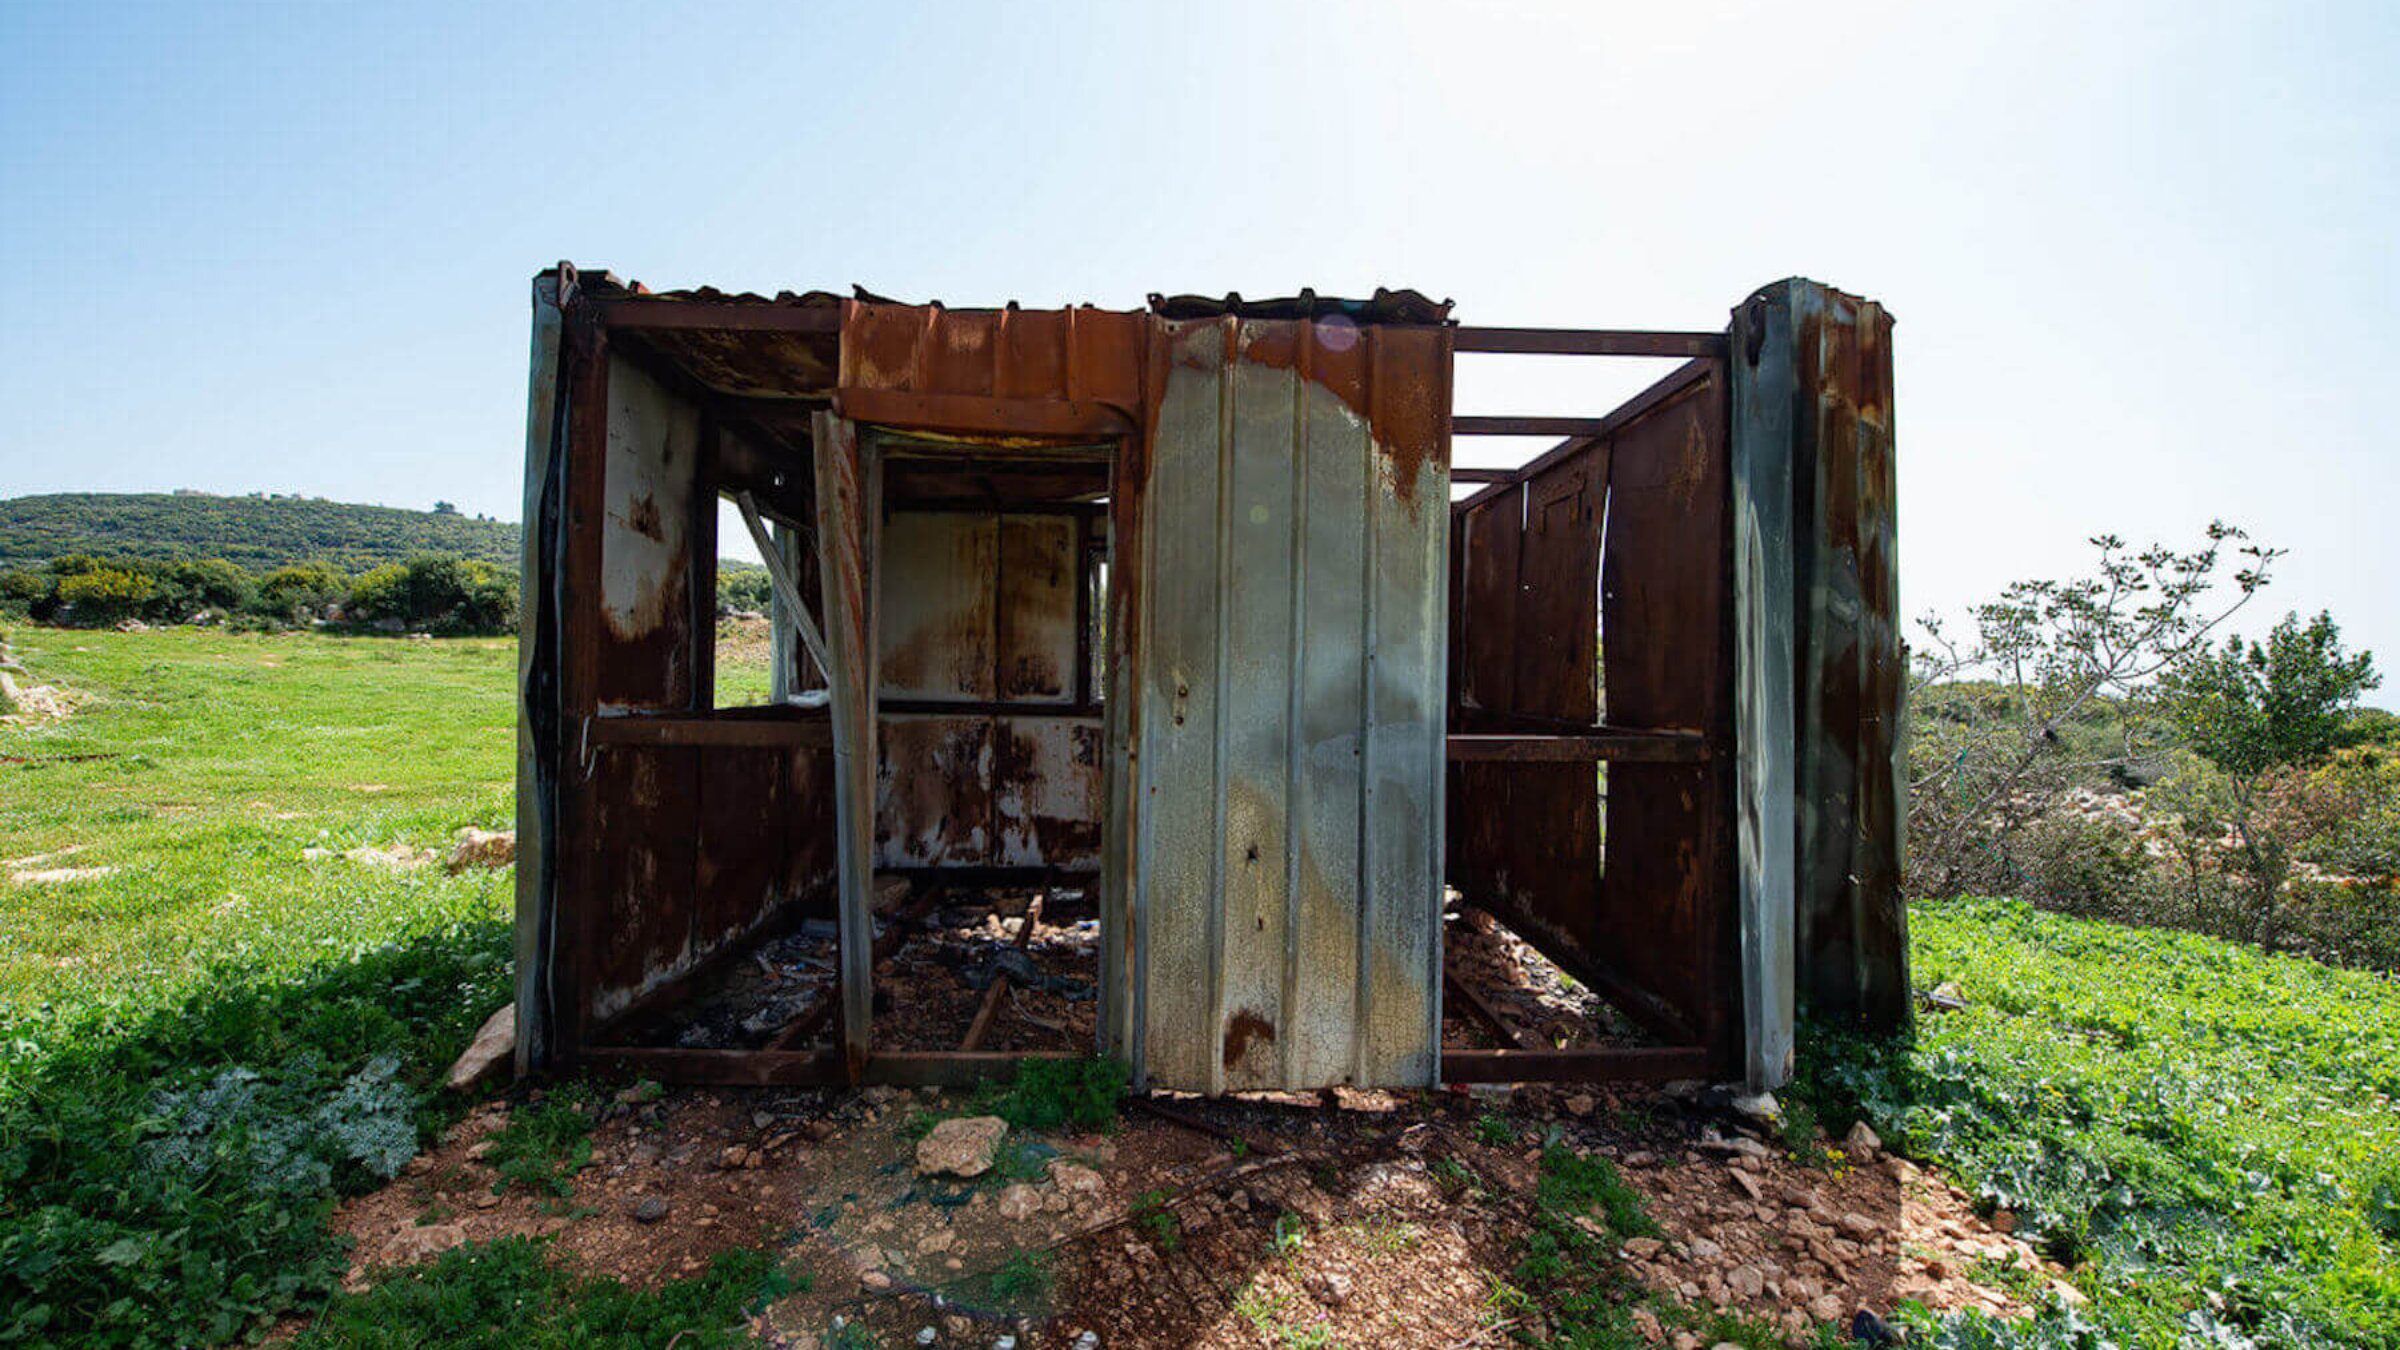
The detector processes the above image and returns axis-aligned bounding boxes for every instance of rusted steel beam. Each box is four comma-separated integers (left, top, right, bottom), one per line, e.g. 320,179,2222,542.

1128,1096,1284,1155
1451,416,1610,438
1443,973,1535,1050
590,1045,1088,1089
813,411,880,1083
959,896,1045,1052
585,714,832,750
1439,1046,1712,1084
1452,356,1718,516
594,298,841,333
832,388,1136,440
1449,467,1518,484
1445,732,1708,763
586,1047,847,1085
1453,327,1727,359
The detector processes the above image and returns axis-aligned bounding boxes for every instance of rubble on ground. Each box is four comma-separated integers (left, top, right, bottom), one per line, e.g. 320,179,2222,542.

446,827,515,872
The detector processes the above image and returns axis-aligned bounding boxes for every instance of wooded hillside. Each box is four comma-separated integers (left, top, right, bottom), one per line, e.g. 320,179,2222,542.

0,492,518,572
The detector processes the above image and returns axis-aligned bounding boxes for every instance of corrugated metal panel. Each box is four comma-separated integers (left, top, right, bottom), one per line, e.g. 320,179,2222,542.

992,716,1103,866
878,513,999,701
1131,317,1451,1093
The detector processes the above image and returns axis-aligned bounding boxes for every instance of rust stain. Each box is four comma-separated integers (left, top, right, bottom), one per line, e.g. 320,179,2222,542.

621,493,665,543
1222,1008,1277,1071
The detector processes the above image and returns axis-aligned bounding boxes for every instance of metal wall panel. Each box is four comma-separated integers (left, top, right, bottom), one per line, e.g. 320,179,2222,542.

879,513,998,702
993,716,1104,866
597,357,700,713
1132,318,1451,1092
515,270,569,1071
995,514,1078,703
1729,290,1800,1091
1597,364,1738,1064
1783,282,1908,1032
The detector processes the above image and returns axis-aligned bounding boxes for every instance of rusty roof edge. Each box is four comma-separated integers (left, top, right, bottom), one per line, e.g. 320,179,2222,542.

1146,287,1454,324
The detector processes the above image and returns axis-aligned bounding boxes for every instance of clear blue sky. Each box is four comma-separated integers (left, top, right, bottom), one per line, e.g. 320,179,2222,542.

3,2,2394,666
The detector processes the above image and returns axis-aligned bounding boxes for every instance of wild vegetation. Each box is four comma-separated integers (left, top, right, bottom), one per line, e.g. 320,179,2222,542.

0,492,517,572
0,491,771,638
1796,896,2400,1348
1908,524,2400,970
1,530,2395,1346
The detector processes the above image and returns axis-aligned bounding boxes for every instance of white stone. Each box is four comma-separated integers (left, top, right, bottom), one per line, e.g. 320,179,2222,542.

996,1183,1043,1221
445,1004,516,1090
916,1116,1008,1177
1843,1120,1882,1158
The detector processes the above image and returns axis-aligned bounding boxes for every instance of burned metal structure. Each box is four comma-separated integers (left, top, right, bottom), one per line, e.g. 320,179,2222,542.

515,265,1903,1094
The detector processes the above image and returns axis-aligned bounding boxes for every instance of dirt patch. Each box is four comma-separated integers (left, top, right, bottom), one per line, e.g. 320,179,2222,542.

335,1080,2065,1349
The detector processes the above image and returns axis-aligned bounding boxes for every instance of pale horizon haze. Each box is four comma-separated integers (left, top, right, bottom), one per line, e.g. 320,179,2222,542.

2,2,2393,668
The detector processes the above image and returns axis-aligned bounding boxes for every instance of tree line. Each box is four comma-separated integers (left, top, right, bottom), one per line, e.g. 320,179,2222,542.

0,491,518,573
0,553,518,635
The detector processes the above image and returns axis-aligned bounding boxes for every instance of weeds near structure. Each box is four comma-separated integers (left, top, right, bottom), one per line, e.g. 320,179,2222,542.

483,1083,595,1197
293,1236,804,1349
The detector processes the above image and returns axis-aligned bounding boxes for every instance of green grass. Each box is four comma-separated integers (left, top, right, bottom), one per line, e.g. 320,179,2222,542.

11,628,2400,1348
1797,895,2400,1348
290,1236,805,1350
0,630,521,1345
0,627,516,1032
483,1084,596,1198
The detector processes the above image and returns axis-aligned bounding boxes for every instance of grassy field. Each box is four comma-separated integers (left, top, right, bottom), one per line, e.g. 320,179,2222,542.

0,628,516,1032
2,629,2396,1347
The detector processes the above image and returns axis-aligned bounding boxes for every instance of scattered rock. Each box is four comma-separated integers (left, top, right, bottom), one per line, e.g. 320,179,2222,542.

859,1269,892,1293
384,1221,467,1264
7,864,118,885
1563,1093,1595,1117
445,1005,516,1090
1622,1236,1664,1259
1302,1269,1352,1307
1049,1160,1105,1195
916,1116,1008,1178
445,827,515,872
1729,1092,1779,1125
1843,1120,1882,1158
996,1183,1043,1221
1728,1170,1765,1201
632,1195,670,1224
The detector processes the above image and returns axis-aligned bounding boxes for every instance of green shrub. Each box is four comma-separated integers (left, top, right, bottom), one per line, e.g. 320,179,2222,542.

51,566,152,624
2014,815,2150,918
257,560,349,620
990,1055,1127,1133
150,558,255,617
345,555,517,634
0,921,511,1347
